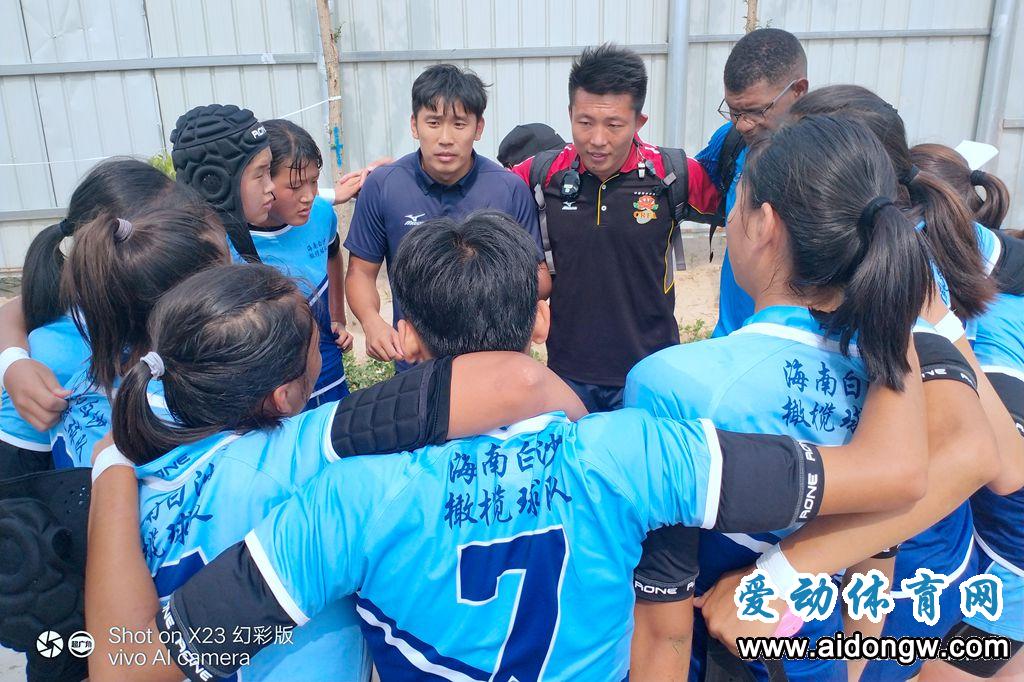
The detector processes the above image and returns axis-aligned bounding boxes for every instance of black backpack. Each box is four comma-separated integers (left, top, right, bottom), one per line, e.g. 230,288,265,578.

527,146,698,274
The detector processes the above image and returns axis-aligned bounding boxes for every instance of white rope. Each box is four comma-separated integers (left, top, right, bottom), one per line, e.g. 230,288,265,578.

0,96,344,168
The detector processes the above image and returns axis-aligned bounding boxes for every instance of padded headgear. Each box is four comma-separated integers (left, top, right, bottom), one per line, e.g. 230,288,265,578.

171,104,268,261
0,468,90,681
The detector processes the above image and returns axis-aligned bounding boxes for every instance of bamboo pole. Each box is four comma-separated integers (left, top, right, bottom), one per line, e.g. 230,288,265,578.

315,0,345,176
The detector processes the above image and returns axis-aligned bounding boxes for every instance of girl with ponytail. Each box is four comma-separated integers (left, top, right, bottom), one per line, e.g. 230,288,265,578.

0,159,199,476
626,115,943,681
81,258,582,681
791,84,996,320
903,150,1024,680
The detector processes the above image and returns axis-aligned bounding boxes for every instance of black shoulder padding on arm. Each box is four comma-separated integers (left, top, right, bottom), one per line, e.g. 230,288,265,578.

712,431,824,532
327,232,340,258
634,525,699,602
986,371,1024,431
993,230,1024,295
157,542,293,681
330,356,453,457
913,330,978,392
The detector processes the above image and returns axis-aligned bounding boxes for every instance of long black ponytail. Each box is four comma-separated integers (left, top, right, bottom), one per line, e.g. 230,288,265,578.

113,264,315,464
744,115,933,389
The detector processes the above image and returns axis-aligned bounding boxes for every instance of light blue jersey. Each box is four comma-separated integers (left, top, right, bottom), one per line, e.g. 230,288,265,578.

245,410,727,680
138,401,370,681
50,368,169,469
0,315,90,451
249,197,348,405
627,306,973,682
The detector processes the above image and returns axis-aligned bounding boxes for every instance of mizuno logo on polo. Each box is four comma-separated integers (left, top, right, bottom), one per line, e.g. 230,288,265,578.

799,473,820,521
561,201,577,211
251,126,266,139
634,581,677,596
404,213,426,225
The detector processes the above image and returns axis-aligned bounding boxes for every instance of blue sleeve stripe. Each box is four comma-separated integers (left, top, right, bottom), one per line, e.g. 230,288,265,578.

698,418,722,530
355,596,490,681
243,530,311,625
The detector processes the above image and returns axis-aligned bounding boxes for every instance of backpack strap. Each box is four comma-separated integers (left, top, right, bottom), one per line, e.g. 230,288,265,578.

708,126,748,259
657,146,691,272
529,148,563,274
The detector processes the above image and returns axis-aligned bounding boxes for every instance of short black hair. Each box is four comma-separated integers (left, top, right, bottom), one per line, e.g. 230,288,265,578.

391,211,539,357
724,28,807,93
264,119,323,187
412,64,488,119
569,43,647,114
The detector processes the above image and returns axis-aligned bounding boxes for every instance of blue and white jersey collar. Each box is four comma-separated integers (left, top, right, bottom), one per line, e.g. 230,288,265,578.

734,305,861,358
135,430,241,489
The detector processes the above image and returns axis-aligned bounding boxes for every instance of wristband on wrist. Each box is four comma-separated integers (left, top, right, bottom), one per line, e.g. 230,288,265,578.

0,346,30,389
92,444,135,482
773,606,806,637
755,545,802,600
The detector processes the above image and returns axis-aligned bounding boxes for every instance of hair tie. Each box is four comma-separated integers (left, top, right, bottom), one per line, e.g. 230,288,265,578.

970,169,987,186
900,165,920,187
140,351,165,379
58,236,74,259
114,218,133,242
858,196,894,234
59,218,74,237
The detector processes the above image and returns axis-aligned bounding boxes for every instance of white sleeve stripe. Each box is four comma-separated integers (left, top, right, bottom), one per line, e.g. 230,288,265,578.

321,401,342,462
933,310,966,343
698,418,723,530
981,365,1024,385
243,531,310,626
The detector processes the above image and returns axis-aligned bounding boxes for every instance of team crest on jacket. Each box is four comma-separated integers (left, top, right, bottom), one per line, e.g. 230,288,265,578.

633,194,658,224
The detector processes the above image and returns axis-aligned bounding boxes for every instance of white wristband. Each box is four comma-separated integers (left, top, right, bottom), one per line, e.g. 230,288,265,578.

0,346,30,389
934,310,966,343
92,444,135,482
317,187,337,203
756,545,802,599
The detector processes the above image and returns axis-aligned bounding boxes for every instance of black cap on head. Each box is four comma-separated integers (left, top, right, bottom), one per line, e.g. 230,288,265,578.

497,123,566,167
171,104,268,260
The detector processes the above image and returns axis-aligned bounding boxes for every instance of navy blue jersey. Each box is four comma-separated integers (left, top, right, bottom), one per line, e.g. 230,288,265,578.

344,151,544,330
138,402,370,681
0,315,89,451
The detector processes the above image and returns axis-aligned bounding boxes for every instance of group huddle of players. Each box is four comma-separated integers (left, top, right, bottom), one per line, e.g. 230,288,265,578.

0,26,1022,682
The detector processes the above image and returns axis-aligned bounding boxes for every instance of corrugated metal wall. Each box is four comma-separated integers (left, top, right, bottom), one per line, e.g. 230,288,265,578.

0,0,1020,269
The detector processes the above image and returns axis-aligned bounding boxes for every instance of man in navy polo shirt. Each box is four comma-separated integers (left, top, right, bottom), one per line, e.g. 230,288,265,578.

345,64,550,367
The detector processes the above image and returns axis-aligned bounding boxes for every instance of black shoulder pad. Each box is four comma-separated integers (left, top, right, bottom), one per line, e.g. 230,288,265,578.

330,356,453,457
993,229,1024,295
634,524,699,602
0,468,91,682
985,371,1024,431
528,148,562,192
913,330,978,393
712,431,824,532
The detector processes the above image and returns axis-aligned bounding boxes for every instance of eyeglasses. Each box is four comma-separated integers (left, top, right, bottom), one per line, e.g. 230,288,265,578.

717,79,799,125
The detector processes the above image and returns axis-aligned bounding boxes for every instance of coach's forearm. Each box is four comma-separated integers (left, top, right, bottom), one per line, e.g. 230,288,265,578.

344,256,384,326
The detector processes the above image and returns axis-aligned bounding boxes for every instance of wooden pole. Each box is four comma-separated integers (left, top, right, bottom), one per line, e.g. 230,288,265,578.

315,0,345,177
744,0,759,32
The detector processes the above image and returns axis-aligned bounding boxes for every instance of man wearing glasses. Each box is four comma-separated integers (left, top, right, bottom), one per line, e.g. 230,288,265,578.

697,28,808,338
